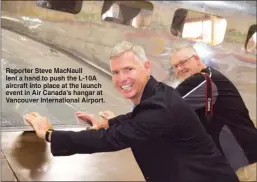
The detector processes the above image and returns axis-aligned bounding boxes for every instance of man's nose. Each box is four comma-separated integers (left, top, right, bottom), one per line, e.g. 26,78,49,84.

118,72,128,83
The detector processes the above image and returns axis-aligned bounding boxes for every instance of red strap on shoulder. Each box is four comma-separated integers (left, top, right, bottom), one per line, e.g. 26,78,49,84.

200,72,213,118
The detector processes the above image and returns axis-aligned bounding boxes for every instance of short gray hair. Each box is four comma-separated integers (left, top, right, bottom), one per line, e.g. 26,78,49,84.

110,41,148,63
170,42,198,57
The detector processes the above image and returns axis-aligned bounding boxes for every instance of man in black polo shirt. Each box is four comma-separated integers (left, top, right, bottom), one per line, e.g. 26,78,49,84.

170,44,257,171
24,41,239,182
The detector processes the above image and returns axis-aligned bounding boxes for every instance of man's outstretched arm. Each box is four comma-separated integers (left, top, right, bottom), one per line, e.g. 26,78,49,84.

22,100,172,157
50,104,173,156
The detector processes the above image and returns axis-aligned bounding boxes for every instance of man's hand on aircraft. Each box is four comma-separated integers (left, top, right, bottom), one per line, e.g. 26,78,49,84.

99,110,116,120
76,111,109,130
23,112,52,139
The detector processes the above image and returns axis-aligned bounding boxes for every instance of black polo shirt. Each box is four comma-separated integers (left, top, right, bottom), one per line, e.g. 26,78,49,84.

50,76,239,182
176,67,257,170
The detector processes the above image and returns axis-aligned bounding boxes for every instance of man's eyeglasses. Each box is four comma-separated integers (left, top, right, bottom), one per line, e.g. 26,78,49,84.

171,55,195,70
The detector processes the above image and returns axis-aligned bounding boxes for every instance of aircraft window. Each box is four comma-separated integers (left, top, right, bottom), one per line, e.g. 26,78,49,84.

36,0,82,14
245,24,256,54
101,1,153,28
171,9,227,45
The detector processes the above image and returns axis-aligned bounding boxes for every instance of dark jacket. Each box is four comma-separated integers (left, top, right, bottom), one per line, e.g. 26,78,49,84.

176,67,257,170
50,76,239,182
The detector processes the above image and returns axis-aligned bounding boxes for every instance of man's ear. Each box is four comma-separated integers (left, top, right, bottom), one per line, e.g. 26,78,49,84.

144,61,151,74
194,55,201,64
194,55,200,61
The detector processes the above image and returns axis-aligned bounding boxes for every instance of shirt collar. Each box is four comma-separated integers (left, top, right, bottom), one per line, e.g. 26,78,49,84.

200,67,212,76
140,76,159,102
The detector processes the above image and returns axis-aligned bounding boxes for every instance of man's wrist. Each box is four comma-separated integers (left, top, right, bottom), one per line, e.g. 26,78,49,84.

108,118,116,127
100,120,109,129
45,129,54,142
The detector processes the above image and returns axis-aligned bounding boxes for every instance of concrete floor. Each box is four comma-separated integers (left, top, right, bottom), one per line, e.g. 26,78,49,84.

1,29,256,181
